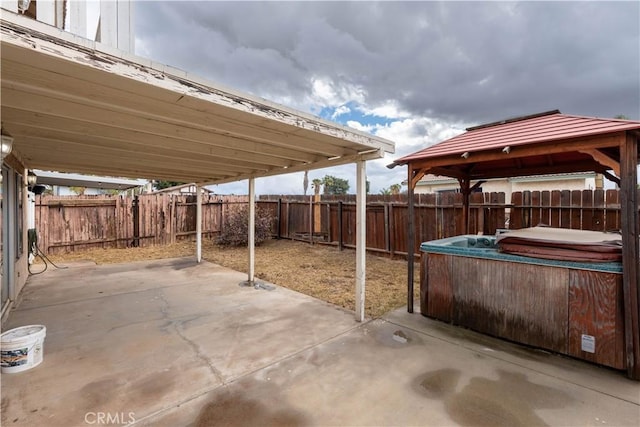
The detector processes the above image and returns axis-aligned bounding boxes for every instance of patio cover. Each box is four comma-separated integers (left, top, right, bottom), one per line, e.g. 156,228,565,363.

0,11,395,322
390,110,640,380
1,13,394,183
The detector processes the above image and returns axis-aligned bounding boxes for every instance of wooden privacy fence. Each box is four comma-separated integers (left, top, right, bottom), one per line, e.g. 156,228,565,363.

35,189,636,257
510,189,640,231
257,192,506,256
35,194,248,255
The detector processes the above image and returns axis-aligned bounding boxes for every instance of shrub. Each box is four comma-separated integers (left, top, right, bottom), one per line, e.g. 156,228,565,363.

217,205,274,246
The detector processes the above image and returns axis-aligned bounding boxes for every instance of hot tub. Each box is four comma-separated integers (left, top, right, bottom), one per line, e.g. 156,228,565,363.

420,233,624,370
421,234,622,274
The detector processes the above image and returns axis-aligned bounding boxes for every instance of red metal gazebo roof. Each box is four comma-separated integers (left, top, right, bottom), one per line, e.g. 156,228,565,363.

394,111,640,165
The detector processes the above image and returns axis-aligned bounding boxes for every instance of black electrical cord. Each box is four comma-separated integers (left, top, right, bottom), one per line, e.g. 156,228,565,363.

28,205,68,275
28,238,67,275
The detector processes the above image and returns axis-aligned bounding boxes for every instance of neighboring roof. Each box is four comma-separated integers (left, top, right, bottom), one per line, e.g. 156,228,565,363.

390,110,640,182
1,12,394,185
394,110,640,165
34,170,147,190
151,183,214,194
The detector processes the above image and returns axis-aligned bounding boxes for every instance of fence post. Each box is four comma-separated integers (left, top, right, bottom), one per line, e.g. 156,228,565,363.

384,203,390,255
277,198,282,239
286,200,291,239
338,200,343,251
132,195,140,247
309,196,314,245
388,203,394,257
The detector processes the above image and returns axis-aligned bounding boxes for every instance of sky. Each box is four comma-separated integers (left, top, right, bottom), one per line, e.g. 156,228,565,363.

134,1,640,195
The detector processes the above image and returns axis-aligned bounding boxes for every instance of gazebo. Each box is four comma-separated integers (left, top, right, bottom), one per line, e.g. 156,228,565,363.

391,110,640,380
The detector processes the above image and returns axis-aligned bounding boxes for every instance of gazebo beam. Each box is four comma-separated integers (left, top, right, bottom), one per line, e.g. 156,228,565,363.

404,133,625,171
579,148,620,176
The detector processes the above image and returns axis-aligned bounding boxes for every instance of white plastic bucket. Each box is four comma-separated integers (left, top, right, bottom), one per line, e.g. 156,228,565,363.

1,325,46,373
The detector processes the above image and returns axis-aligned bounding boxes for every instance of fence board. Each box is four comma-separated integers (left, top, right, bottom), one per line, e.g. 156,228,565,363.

531,191,541,227
550,191,561,227
581,190,594,231
571,190,582,230
592,189,605,232
510,191,523,229
541,190,551,226
606,190,620,231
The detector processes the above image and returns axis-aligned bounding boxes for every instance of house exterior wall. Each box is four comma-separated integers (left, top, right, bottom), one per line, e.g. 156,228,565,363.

415,174,597,204
510,177,595,192
0,0,133,52
0,0,134,324
1,155,29,324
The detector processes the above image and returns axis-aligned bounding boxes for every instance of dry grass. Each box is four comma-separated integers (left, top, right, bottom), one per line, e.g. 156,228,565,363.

44,239,419,318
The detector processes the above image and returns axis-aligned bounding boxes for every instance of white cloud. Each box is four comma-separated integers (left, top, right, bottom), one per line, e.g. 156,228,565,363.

345,120,373,133
331,105,352,120
309,76,366,109
359,100,413,120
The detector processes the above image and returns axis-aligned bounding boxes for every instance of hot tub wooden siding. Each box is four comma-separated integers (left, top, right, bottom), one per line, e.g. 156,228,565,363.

420,253,625,369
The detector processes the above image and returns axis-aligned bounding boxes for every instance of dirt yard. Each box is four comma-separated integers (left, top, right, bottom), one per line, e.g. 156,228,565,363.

42,239,419,318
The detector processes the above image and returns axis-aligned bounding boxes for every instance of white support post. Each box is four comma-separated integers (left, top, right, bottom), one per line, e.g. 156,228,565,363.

248,178,256,283
68,0,87,38
355,160,367,322
196,185,202,263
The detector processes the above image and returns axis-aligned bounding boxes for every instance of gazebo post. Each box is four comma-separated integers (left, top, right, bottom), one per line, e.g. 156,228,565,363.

459,178,471,234
407,165,415,313
620,131,640,380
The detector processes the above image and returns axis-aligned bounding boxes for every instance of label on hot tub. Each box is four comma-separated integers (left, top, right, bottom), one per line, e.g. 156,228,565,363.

581,334,595,353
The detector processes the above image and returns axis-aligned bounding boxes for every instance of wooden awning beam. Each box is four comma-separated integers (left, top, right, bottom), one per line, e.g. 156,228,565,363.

409,167,429,189
470,180,486,192
579,149,620,176
457,161,607,180
602,170,621,186
428,166,471,181
405,133,625,171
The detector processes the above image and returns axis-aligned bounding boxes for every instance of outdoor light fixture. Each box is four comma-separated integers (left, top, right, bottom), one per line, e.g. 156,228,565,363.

461,152,470,159
27,171,37,188
17,0,32,13
1,134,13,161
502,146,511,154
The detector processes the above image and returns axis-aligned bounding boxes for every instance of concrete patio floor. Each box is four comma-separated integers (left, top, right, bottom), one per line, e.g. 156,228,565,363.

1,257,638,426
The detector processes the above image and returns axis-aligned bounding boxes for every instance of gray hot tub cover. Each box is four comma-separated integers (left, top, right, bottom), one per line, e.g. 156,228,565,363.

496,226,622,262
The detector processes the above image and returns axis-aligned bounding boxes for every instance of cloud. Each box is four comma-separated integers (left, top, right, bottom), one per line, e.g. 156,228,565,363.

135,1,639,194
331,104,351,120
136,1,639,120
